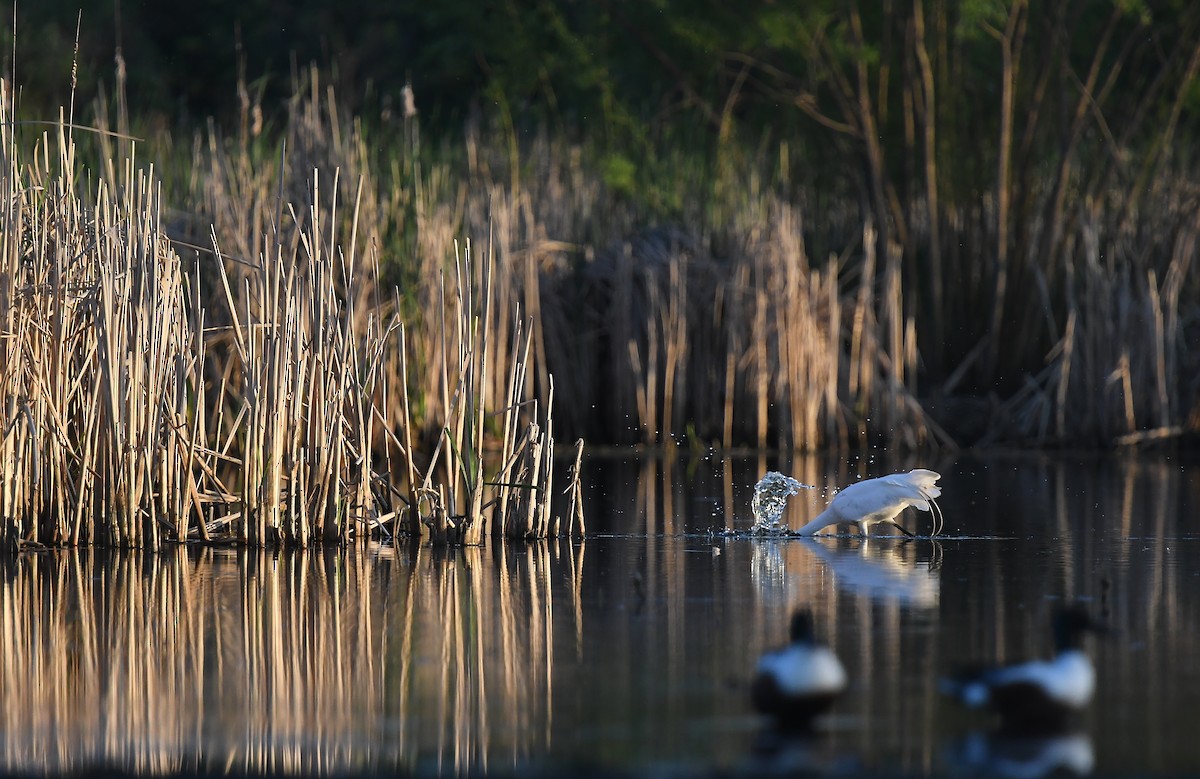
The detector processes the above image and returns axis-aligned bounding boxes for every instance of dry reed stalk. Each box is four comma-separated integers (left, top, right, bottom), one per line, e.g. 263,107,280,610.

719,262,753,449
565,438,586,538
771,202,825,450
849,222,877,422
752,285,769,449
541,377,555,535
204,163,401,545
492,345,572,540
519,423,545,538
494,319,533,536
661,258,687,442
381,316,422,538
416,243,487,544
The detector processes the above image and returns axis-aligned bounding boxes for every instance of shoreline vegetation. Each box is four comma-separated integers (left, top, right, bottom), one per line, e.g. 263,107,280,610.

5,2,1200,548
189,66,1200,453
0,77,582,550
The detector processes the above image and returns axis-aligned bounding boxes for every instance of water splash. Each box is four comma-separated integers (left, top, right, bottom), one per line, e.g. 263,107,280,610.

750,472,814,534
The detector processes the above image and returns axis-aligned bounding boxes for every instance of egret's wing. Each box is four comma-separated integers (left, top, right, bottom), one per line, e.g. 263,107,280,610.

907,469,942,498
879,475,937,500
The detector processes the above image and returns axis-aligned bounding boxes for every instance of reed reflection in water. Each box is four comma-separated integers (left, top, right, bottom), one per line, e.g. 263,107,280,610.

1,453,1198,776
0,542,583,775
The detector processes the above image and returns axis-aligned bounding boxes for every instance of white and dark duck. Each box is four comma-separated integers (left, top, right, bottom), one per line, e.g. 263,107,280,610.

940,605,1108,733
751,610,847,728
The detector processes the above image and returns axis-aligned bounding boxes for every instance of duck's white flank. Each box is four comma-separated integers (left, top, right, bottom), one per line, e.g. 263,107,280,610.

962,650,1095,709
756,644,847,696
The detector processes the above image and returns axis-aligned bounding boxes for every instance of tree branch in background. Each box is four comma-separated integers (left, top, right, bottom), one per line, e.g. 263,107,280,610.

595,0,723,130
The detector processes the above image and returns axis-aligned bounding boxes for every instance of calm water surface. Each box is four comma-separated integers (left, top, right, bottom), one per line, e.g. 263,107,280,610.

2,453,1198,776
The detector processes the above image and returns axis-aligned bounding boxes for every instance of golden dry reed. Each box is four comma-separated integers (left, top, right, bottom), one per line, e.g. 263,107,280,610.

178,70,949,458
0,76,581,550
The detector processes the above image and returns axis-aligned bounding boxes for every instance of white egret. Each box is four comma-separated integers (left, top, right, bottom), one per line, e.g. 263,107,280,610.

751,610,847,727
939,606,1108,732
795,469,943,537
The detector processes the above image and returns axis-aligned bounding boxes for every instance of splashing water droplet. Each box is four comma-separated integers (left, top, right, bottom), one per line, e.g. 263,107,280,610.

751,472,814,534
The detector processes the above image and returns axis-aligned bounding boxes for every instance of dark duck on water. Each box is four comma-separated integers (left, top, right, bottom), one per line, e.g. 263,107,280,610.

751,610,847,728
940,605,1108,733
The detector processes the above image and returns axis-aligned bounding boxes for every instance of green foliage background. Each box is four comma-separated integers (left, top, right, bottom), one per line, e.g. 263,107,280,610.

5,0,1200,446
10,2,1196,202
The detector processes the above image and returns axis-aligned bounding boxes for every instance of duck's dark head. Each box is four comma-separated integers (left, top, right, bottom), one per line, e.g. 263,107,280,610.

1053,605,1108,651
789,610,817,645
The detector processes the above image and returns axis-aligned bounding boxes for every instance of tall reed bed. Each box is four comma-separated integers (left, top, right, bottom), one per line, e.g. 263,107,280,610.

0,83,204,548
0,74,580,550
176,70,583,545
167,70,1200,454
452,130,1200,449
979,196,1200,446
563,213,946,451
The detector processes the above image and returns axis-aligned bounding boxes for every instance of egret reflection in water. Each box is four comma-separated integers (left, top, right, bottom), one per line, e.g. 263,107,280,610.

748,536,940,609
798,538,941,608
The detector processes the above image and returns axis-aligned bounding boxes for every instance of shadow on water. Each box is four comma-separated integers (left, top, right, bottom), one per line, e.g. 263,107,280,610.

1,451,1199,776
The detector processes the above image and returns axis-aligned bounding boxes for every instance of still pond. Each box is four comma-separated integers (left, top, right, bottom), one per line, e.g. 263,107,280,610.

1,452,1198,776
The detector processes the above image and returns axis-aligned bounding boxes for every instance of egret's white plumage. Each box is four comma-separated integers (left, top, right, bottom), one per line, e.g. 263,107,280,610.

796,469,943,537
752,611,846,726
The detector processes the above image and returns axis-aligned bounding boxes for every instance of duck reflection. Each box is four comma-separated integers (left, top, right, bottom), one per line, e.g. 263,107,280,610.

944,730,1094,778
799,537,941,609
743,726,864,776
